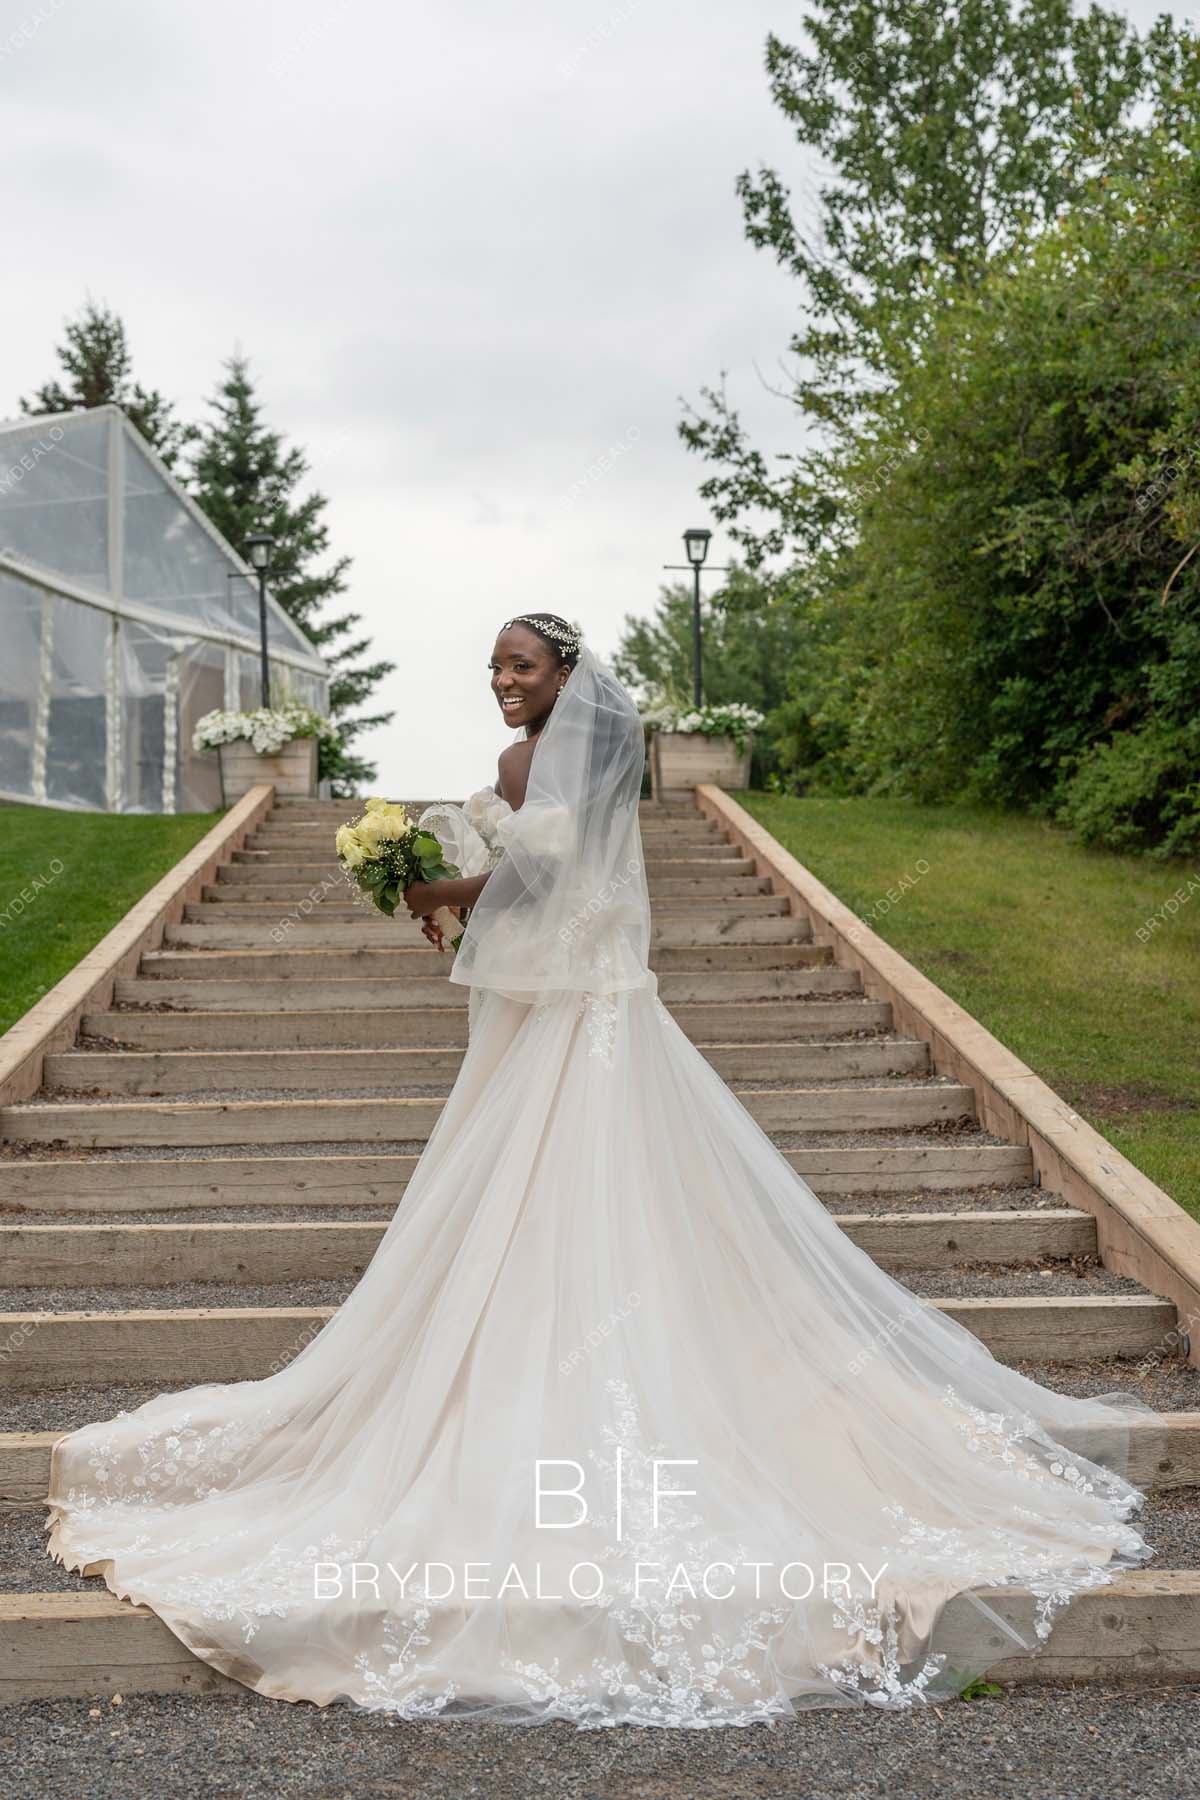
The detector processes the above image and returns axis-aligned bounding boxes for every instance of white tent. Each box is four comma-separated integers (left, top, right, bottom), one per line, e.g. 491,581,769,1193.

0,403,330,813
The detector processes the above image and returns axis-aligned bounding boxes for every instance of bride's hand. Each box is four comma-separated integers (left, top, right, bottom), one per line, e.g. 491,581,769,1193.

403,879,443,918
419,914,445,951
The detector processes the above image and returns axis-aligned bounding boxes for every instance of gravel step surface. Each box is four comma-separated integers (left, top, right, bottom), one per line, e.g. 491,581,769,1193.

0,1278,357,1314
79,1027,901,1052
0,1203,401,1226
895,1263,1151,1300
0,1140,436,1163
26,1073,967,1106
1,1263,1141,1317
823,1186,1069,1215
771,1124,1006,1148
0,1187,1068,1226
24,1084,454,1105
1,1677,1199,1798
2,1381,180,1434
0,1126,1015,1162
1013,1355,1200,1410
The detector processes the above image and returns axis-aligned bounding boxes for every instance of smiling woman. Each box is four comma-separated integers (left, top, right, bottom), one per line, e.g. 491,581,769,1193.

398,615,585,944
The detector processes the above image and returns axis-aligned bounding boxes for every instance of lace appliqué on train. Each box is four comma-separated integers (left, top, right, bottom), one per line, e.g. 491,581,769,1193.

58,1402,296,1515
814,1385,1153,1705
577,994,618,1066
498,1377,793,1728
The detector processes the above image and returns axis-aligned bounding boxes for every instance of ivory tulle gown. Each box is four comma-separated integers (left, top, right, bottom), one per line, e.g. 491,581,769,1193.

44,649,1160,1727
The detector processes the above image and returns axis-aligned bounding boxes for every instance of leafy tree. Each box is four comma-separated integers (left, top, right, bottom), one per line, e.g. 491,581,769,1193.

21,299,192,466
188,356,394,792
681,1,1185,564
770,65,1200,854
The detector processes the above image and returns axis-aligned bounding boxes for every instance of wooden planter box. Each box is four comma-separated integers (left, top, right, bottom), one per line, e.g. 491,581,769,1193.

651,730,752,799
216,736,318,801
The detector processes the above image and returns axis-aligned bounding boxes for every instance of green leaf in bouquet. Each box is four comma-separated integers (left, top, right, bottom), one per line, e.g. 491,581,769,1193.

411,832,443,859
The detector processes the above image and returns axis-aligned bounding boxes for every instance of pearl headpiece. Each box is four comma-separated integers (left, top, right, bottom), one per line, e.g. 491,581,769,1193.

500,613,584,656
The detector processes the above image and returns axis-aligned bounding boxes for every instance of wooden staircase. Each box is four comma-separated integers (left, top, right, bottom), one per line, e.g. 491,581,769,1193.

2,792,1198,1700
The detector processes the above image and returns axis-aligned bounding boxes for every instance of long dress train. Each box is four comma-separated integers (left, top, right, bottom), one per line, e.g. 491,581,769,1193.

43,656,1162,1727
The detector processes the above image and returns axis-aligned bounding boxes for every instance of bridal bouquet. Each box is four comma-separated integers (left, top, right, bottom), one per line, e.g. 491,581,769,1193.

335,799,462,937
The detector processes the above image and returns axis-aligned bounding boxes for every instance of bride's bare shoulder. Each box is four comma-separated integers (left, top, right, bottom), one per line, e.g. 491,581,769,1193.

496,738,533,809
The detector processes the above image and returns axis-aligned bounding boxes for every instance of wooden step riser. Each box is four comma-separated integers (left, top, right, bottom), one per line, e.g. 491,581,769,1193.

80,1000,894,1050
159,921,813,950
0,1145,1034,1212
43,1041,930,1096
0,1084,975,1149
0,1210,1096,1288
5,1574,1200,1702
117,969,856,1011
0,1295,1171,1390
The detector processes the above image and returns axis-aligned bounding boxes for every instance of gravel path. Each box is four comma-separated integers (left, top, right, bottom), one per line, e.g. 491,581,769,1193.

1,1682,1199,1799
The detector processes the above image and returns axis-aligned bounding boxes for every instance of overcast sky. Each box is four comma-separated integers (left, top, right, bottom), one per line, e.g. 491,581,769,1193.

0,0,1171,796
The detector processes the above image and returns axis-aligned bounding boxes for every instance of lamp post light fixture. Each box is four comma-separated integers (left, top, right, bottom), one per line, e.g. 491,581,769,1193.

663,527,727,706
244,531,276,708
683,527,711,568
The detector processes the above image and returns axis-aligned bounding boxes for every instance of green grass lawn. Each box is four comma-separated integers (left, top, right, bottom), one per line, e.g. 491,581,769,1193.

0,802,224,1038
740,793,1200,1219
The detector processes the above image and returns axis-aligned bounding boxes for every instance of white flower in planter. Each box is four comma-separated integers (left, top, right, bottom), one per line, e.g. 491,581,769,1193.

192,704,337,756
643,701,765,753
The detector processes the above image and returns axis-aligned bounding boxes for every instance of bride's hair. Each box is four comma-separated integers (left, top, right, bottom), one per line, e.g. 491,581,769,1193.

499,613,582,669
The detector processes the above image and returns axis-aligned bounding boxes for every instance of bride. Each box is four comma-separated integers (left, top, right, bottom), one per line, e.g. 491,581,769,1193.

44,613,1161,1727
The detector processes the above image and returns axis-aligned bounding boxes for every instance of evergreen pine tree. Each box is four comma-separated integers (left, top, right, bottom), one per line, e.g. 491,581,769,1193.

21,298,192,466
189,354,394,792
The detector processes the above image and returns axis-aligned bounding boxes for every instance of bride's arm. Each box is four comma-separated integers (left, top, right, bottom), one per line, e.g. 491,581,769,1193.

405,870,490,915
405,760,510,919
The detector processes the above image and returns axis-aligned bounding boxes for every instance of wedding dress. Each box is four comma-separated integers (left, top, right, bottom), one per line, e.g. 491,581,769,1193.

43,645,1162,1727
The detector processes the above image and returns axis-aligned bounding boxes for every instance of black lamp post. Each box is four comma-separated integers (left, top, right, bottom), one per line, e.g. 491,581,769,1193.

244,532,276,708
663,527,728,706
